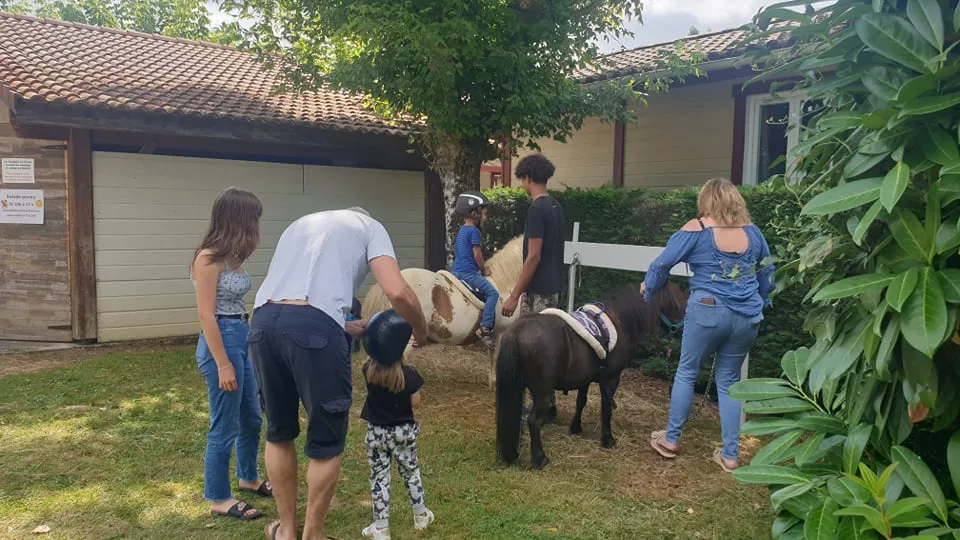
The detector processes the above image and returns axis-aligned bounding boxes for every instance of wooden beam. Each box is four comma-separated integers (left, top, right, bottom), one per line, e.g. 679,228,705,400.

67,128,97,342
424,168,446,271
730,87,747,186
613,120,626,188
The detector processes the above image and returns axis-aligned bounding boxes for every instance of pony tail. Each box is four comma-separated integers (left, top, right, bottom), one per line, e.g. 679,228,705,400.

365,359,406,394
495,328,524,465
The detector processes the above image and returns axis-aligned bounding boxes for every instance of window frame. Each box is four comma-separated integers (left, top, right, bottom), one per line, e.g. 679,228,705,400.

741,90,809,186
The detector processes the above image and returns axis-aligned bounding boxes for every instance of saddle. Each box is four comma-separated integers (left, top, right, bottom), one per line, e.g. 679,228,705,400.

541,303,619,361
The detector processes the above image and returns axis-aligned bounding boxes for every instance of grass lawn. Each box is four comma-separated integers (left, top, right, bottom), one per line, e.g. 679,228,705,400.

0,342,772,539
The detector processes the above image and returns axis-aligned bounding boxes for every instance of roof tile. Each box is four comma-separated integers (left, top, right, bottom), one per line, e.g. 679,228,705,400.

0,12,418,136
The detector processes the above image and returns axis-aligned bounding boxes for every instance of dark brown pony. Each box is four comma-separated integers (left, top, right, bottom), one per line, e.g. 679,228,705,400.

495,282,687,469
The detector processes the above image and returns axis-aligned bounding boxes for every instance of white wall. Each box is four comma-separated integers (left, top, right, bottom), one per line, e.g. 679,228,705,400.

92,152,424,342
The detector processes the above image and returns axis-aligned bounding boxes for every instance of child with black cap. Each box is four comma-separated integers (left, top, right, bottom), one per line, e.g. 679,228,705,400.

360,309,434,540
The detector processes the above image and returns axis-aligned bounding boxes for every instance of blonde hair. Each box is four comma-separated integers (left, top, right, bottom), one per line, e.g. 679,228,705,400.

697,178,752,226
363,357,406,394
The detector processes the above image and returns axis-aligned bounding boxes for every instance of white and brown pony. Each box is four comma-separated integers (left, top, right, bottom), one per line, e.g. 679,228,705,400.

362,236,525,345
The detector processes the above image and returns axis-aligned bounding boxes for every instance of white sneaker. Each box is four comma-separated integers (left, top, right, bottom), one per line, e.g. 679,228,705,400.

414,508,435,531
361,523,391,540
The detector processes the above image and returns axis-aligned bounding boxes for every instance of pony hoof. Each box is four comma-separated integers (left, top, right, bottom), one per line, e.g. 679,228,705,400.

532,457,551,470
602,437,617,449
569,423,583,435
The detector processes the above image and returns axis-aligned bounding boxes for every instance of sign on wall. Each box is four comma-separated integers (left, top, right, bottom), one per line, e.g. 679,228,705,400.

0,189,44,224
1,158,36,184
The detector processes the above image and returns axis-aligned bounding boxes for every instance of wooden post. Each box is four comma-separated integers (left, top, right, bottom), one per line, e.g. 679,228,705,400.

424,168,446,271
613,121,625,188
67,128,97,342
566,222,580,312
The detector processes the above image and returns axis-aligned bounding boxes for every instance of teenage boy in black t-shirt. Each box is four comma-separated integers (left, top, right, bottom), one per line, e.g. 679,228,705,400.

502,153,566,317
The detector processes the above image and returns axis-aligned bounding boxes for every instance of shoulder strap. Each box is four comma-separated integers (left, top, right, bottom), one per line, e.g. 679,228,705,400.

697,218,706,230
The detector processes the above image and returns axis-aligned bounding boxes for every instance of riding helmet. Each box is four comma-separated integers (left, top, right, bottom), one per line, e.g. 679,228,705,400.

363,309,412,366
455,191,490,217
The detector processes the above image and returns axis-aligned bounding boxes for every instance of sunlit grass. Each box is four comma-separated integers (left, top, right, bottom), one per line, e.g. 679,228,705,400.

0,346,772,539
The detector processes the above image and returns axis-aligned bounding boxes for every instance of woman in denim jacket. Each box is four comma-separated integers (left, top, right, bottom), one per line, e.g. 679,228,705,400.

645,178,774,472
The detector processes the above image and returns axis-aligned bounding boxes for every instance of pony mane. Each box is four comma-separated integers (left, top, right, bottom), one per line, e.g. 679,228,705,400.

604,281,686,340
486,236,524,293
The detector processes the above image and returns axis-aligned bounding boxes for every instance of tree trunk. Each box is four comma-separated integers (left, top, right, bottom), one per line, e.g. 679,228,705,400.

428,136,488,268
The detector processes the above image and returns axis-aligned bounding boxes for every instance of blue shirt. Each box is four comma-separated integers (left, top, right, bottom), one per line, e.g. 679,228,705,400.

643,224,775,317
451,225,482,274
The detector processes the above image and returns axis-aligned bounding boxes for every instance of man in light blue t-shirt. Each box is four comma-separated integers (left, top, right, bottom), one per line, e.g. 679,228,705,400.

451,191,499,348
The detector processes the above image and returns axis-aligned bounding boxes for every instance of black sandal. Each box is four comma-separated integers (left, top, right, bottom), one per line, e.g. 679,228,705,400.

212,500,263,521
240,481,274,498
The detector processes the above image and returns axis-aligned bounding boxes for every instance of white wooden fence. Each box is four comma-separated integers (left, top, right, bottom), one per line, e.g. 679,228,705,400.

563,221,749,425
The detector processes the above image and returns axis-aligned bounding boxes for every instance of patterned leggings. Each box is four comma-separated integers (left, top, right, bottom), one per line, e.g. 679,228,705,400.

366,423,426,529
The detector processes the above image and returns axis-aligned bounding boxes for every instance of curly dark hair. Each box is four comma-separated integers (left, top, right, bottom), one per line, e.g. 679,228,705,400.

515,153,556,185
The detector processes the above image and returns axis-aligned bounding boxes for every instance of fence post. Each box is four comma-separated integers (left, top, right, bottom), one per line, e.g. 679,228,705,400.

741,353,749,426
567,222,580,312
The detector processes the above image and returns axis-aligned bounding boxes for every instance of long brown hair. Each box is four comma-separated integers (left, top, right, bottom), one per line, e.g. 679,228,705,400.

697,177,752,226
193,188,263,266
363,357,407,394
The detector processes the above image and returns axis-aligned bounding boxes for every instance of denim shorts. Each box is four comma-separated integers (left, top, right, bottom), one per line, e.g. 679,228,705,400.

248,303,351,460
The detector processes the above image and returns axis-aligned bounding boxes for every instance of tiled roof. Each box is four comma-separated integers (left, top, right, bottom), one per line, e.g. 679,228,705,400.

578,25,792,83
0,12,417,136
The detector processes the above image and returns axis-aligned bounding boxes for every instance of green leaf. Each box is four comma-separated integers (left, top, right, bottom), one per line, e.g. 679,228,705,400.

887,268,920,312
906,0,945,50
890,210,933,262
855,13,938,73
896,73,940,103
771,482,816,511
902,342,939,407
781,348,810,387
804,498,839,540
880,162,911,211
843,425,873,476
900,267,949,357
941,269,960,303
796,412,849,436
948,432,960,503
955,1,960,32
899,93,960,116
744,397,815,415
876,314,901,376
936,222,960,254
922,125,960,165
835,504,889,536
854,201,884,246
732,465,812,485
801,178,883,216
793,432,826,467
728,378,798,401
863,66,905,102
828,477,871,506
742,418,801,437
838,518,880,540
813,273,897,302
887,497,938,528
773,514,801,539
845,152,890,179
892,445,949,522
752,430,804,466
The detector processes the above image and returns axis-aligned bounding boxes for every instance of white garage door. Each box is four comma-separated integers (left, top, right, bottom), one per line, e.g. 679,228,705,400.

93,152,424,342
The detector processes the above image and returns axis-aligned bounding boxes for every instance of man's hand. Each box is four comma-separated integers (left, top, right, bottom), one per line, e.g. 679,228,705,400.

639,282,647,296
502,295,520,317
411,329,427,347
345,320,366,338
482,267,491,277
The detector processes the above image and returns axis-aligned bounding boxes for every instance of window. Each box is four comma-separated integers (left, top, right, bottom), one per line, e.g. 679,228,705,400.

490,172,503,188
742,92,821,185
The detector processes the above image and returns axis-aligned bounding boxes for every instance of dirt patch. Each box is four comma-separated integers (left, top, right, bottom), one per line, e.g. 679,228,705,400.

0,337,194,377
406,343,766,505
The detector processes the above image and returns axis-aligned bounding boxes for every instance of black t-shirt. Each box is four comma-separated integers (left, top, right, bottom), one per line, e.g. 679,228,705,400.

523,195,566,295
360,365,424,427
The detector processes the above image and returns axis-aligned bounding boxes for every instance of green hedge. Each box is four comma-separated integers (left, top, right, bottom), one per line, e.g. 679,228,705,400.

480,185,811,385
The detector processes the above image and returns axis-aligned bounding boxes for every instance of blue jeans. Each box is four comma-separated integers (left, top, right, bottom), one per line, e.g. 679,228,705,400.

454,271,500,330
197,318,263,502
665,291,761,460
